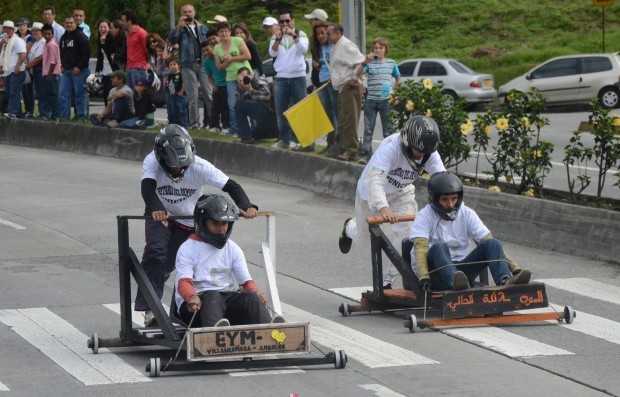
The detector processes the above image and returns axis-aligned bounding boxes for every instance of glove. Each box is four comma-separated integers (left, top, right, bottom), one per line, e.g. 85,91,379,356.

419,278,431,292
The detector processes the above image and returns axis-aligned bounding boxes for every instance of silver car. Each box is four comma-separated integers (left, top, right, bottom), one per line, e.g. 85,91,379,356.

398,58,497,105
499,53,620,108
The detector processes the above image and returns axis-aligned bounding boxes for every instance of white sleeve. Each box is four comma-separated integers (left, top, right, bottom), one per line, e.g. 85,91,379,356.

15,38,26,54
409,207,434,240
268,37,278,58
423,151,446,175
367,167,389,211
465,207,490,243
296,32,309,55
196,159,229,189
230,243,252,285
142,152,159,180
175,241,195,281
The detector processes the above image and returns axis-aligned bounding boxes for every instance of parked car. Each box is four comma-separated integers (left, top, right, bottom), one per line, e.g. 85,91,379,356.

499,53,620,108
398,58,497,105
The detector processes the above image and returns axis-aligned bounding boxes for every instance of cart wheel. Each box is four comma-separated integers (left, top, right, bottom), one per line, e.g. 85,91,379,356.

403,314,417,333
333,349,347,369
338,303,350,317
88,333,99,354
146,357,161,377
563,306,576,324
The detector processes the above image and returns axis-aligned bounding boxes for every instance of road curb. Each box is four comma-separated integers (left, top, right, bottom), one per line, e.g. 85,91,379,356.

1,118,618,264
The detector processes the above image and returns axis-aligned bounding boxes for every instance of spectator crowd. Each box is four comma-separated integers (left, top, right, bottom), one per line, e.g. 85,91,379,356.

0,4,402,163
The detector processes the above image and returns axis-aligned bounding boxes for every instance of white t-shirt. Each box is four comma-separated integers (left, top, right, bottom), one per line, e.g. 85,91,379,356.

28,38,45,63
1,36,27,75
142,151,229,227
410,204,490,261
357,133,446,201
174,237,252,312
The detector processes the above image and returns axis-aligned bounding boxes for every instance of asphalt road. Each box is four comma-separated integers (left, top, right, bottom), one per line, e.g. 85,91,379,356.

1,144,620,397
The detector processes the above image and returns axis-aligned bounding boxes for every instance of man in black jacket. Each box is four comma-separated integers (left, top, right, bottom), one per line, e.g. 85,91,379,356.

59,16,90,120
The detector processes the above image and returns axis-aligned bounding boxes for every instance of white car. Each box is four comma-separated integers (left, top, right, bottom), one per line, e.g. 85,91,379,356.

499,53,620,108
398,58,497,105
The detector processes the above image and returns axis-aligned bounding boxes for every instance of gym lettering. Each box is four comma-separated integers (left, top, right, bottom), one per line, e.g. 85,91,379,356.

156,185,198,204
386,167,419,189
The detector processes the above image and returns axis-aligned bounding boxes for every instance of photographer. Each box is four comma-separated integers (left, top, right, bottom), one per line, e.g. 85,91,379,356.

235,67,277,144
167,4,211,129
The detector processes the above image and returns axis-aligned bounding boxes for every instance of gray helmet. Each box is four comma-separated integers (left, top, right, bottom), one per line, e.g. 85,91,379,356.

154,124,195,181
400,115,440,163
194,195,239,249
428,172,463,221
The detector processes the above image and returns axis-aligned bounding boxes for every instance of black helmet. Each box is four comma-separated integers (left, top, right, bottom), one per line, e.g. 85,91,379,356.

428,172,463,221
154,124,195,181
194,195,239,249
400,115,440,163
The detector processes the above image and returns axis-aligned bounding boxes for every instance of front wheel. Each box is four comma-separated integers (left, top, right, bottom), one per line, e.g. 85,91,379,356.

442,90,458,107
599,87,620,109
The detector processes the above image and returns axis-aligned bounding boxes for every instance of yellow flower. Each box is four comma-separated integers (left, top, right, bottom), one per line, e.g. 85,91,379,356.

521,117,530,128
405,100,415,112
484,125,493,137
533,150,542,159
613,117,620,127
496,117,509,131
388,95,395,105
505,175,513,183
460,120,474,136
425,109,432,118
422,79,433,90
522,189,535,197
488,186,501,193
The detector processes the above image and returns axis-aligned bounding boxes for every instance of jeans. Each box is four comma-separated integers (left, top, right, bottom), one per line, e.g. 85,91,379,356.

182,62,211,128
427,239,512,290
22,71,35,114
135,219,193,312
179,291,271,327
111,97,133,122
59,68,89,119
362,98,393,156
119,116,152,129
167,93,188,127
319,82,338,147
236,100,278,140
226,80,239,134
5,72,26,115
39,75,59,119
274,77,306,144
127,68,147,89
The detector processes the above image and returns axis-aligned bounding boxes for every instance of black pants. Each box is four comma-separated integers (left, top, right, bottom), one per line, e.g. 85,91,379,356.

211,85,229,129
179,291,271,327
101,75,112,106
135,218,193,311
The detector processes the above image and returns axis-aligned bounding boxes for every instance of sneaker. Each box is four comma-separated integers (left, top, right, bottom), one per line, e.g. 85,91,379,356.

338,218,353,254
452,271,470,290
89,114,102,126
221,128,231,135
293,143,315,152
272,141,290,150
357,156,369,165
214,318,230,327
383,283,392,290
240,137,256,144
337,151,358,162
271,315,286,323
289,142,300,150
135,119,146,129
105,120,119,128
506,269,531,285
144,311,158,328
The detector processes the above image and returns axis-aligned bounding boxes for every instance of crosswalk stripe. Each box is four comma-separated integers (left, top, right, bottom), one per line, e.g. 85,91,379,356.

102,303,171,327
359,384,407,397
0,308,150,385
0,381,9,392
228,368,305,377
538,278,620,306
282,302,438,368
329,286,573,358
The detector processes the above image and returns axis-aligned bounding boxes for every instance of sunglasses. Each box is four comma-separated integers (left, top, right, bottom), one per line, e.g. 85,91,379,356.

279,19,291,24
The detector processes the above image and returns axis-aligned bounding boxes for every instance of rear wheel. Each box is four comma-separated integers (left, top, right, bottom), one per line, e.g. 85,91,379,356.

442,90,458,107
599,87,620,109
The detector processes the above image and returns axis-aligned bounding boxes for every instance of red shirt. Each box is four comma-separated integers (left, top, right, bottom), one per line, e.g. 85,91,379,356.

126,25,148,70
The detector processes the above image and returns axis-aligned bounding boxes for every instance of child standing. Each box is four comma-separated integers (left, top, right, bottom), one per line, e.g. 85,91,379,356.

166,58,188,127
203,35,229,133
359,37,400,164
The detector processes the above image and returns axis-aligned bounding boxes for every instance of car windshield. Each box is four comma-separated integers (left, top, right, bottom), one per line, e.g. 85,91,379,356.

449,61,474,74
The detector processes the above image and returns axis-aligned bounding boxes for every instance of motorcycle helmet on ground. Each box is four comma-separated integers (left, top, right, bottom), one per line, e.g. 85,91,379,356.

400,115,440,165
428,171,464,221
86,74,104,96
194,195,239,249
154,124,196,181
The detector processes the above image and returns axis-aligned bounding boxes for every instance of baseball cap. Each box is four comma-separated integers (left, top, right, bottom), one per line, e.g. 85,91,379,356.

207,15,228,24
2,21,15,29
262,16,278,27
304,9,328,22
31,22,44,31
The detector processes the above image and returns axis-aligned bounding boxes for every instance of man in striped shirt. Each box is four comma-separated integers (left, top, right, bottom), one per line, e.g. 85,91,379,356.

360,38,400,164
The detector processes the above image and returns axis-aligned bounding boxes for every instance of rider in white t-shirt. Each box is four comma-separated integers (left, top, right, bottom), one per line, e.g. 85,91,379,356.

136,124,258,327
409,172,531,291
175,195,272,327
338,115,445,287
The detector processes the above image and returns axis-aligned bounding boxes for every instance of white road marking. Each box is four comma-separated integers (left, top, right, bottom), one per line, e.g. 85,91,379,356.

228,368,305,377
0,308,150,385
331,286,573,358
359,384,407,397
538,278,620,306
0,218,26,231
103,303,171,327
0,381,9,392
282,302,438,368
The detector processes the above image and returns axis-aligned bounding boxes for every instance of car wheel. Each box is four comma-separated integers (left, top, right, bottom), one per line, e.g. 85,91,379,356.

442,90,458,107
599,87,620,109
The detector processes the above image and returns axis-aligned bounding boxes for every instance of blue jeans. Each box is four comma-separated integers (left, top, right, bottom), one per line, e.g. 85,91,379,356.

59,68,89,119
226,80,239,134
119,116,147,129
319,82,338,146
427,239,511,290
40,75,59,119
167,94,188,127
127,69,147,89
362,98,393,155
5,72,26,115
236,100,278,140
274,77,306,144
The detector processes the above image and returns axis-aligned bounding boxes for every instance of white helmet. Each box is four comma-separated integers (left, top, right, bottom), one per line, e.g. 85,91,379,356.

86,74,104,96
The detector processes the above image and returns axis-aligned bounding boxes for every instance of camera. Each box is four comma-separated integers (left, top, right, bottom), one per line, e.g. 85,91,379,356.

243,76,252,85
184,16,192,22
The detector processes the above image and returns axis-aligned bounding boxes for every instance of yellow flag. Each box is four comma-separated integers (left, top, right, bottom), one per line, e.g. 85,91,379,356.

284,89,334,147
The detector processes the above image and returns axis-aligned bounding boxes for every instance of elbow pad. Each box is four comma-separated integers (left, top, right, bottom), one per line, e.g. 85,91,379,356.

414,238,430,280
